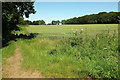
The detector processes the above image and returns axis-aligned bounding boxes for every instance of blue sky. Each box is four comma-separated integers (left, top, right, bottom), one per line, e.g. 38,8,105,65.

24,2,118,24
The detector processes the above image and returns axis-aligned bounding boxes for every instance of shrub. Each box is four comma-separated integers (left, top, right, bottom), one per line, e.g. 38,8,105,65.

49,29,118,78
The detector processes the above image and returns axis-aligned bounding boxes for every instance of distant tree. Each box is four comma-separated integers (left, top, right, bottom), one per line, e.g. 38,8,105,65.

33,21,39,25
56,20,60,25
32,20,45,25
51,20,60,25
61,12,119,24
51,20,56,25
61,20,66,25
38,20,45,25
23,20,33,25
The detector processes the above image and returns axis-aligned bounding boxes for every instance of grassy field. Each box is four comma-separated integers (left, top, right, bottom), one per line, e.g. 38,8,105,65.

26,24,117,38
2,24,119,78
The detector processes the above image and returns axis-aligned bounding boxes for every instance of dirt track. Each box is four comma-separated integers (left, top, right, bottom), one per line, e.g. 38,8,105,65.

2,47,44,78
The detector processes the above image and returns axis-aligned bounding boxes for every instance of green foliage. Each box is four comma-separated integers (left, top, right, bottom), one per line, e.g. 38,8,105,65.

2,41,16,65
2,2,36,46
12,27,30,36
61,20,66,25
51,20,60,25
23,20,33,25
33,20,46,25
21,25,118,78
2,24,118,78
52,29,118,78
61,12,119,24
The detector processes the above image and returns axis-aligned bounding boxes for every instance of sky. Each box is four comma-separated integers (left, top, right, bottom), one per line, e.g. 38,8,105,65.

24,2,118,24
35,0,120,2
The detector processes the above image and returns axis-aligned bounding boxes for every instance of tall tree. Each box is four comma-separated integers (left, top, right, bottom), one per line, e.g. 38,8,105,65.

2,2,36,46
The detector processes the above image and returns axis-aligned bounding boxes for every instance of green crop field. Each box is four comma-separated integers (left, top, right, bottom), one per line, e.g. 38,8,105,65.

26,24,118,38
2,24,119,78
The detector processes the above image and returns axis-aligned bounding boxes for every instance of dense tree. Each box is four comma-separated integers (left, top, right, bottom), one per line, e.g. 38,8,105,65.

2,2,36,46
38,20,45,25
61,12,119,24
61,20,66,25
33,21,38,25
23,20,33,25
18,16,24,25
51,20,55,25
32,20,45,25
51,20,60,25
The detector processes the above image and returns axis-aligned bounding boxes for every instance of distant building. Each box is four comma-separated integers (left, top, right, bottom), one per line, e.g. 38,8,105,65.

59,23,62,25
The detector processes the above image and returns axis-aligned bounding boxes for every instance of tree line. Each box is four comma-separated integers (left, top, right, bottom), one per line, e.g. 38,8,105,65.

2,2,119,47
61,12,119,24
22,20,45,25
22,20,60,25
21,11,119,25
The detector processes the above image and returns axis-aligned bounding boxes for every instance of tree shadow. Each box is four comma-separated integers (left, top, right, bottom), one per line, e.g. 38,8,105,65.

17,33,39,39
2,33,39,48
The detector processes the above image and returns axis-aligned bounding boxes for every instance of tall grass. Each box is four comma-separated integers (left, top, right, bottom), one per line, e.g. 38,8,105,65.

17,29,118,78
53,30,118,78
2,24,118,78
2,41,16,65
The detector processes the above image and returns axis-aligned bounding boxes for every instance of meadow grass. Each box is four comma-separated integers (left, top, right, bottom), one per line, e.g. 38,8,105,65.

2,24,118,78
2,41,17,65
26,24,118,38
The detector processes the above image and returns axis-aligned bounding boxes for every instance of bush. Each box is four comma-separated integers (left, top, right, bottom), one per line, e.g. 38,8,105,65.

49,29,118,79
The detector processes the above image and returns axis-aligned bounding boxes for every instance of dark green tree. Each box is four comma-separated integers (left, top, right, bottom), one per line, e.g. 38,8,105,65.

51,20,60,25
32,20,45,25
24,20,33,25
61,20,66,25
33,21,39,25
61,12,119,24
2,2,36,46
38,20,45,25
51,20,56,25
